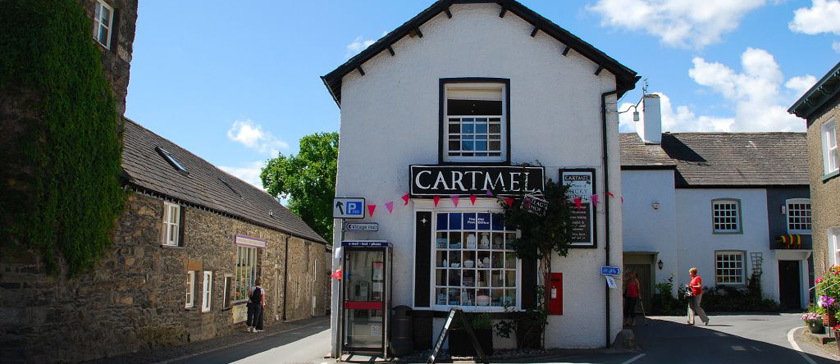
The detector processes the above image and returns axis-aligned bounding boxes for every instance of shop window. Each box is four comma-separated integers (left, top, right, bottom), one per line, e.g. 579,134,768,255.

93,0,114,49
161,202,181,246
442,81,507,163
433,212,518,310
823,120,838,175
202,271,212,312
715,251,745,285
712,199,741,234
235,245,258,302
185,271,195,309
786,199,811,234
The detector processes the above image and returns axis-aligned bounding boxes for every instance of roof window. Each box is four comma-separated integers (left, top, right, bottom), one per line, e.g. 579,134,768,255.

155,146,188,175
218,178,241,198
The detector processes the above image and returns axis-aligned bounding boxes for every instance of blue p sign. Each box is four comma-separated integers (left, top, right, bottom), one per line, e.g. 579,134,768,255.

346,201,362,216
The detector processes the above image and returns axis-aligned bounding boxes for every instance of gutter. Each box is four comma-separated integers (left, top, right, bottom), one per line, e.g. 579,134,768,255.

601,89,618,348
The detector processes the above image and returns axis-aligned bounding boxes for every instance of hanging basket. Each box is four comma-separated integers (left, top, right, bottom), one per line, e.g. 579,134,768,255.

807,321,825,334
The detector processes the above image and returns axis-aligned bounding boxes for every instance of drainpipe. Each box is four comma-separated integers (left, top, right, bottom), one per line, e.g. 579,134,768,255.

601,89,617,348
282,235,290,321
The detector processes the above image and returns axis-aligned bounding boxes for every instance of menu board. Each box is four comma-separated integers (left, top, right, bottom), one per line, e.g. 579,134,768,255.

560,169,596,247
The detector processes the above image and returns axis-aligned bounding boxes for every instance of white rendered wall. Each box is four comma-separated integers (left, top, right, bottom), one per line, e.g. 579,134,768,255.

674,189,778,301
331,3,625,351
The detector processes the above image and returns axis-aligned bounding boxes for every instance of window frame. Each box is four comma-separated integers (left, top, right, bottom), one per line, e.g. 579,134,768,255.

439,78,511,165
822,120,838,175
829,227,840,268
785,198,812,235
715,251,746,285
223,274,233,309
234,245,258,303
430,209,521,312
185,271,195,309
711,199,742,234
202,271,212,313
161,202,180,246
93,0,114,49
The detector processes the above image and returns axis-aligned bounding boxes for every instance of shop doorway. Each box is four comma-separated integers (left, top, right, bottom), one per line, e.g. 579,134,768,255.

778,260,801,310
625,263,652,312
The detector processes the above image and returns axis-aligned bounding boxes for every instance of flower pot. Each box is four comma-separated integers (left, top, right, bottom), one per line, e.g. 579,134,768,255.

807,321,825,334
823,309,837,327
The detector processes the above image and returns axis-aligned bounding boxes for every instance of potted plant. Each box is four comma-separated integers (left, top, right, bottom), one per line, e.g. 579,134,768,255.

801,312,824,334
449,312,494,356
816,265,840,327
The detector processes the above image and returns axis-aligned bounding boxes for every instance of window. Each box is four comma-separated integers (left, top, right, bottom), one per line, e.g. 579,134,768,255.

715,251,745,285
93,0,114,49
434,212,518,310
223,275,233,309
234,245,258,302
155,146,189,175
185,271,195,309
786,199,812,234
443,81,508,163
161,202,180,246
823,120,838,175
712,199,741,233
830,228,840,267
202,271,212,312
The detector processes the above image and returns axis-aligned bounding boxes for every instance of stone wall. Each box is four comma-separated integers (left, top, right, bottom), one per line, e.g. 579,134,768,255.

0,193,328,363
807,95,840,275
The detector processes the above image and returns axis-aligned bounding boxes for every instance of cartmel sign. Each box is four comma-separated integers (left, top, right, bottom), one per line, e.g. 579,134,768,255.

411,165,544,197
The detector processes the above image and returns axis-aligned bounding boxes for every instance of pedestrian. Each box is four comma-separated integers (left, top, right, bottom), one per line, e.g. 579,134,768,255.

623,271,640,326
246,278,264,333
685,267,709,326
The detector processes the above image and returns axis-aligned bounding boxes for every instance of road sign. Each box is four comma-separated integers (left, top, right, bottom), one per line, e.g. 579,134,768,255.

600,266,621,276
333,197,365,219
346,222,379,232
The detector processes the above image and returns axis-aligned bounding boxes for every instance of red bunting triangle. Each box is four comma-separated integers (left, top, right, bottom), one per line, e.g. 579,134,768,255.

607,191,615,198
574,197,582,210
470,195,477,205
402,193,410,205
433,195,441,207
504,197,514,208
330,269,342,280
368,205,376,217
385,201,394,214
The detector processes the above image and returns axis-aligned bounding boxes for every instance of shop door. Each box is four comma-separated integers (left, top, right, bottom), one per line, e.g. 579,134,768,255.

343,249,386,351
625,263,652,313
778,260,801,310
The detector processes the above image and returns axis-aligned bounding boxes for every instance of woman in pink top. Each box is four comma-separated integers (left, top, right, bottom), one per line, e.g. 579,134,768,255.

686,267,709,325
624,271,640,326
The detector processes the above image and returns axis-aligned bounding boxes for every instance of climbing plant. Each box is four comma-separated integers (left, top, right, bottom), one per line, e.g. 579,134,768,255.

0,0,126,275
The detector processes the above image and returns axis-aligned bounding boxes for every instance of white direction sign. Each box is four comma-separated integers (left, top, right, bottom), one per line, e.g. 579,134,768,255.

346,222,379,232
333,197,365,219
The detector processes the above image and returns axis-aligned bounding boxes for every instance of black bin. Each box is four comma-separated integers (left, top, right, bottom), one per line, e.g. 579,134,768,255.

390,305,414,356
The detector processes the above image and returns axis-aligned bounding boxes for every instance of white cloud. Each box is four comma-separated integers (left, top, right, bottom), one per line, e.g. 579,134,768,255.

346,36,375,58
785,75,818,98
588,0,766,48
219,161,265,190
226,119,288,156
790,0,840,34
619,93,734,133
834,40,840,52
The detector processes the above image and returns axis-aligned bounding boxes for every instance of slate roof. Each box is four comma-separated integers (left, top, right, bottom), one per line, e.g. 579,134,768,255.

619,133,675,168
121,118,327,244
322,0,639,107
620,132,808,187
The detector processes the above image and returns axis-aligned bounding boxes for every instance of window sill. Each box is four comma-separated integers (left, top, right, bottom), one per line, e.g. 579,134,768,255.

712,231,743,235
184,306,198,311
822,170,840,183
160,244,185,249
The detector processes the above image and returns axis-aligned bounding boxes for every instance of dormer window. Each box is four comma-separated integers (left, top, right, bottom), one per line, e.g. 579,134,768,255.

156,146,189,175
441,80,509,163
93,0,114,49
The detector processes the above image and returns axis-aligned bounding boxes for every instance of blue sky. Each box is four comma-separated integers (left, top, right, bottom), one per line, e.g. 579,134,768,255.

125,0,840,189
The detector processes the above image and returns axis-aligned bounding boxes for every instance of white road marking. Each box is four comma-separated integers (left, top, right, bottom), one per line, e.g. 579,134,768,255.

731,345,746,351
787,326,818,364
622,353,646,364
714,332,726,337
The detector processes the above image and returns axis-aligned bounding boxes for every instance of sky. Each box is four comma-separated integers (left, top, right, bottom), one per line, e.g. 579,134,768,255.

125,0,840,190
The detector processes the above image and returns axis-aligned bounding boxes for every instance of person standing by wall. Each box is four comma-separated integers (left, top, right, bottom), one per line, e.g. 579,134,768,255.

247,278,264,332
686,267,710,326
624,271,640,326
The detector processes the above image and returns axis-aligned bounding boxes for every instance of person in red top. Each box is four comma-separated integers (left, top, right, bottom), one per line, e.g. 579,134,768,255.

624,271,641,326
686,267,709,325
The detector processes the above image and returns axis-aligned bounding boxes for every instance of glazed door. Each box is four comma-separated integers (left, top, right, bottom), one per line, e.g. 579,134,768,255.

343,249,386,351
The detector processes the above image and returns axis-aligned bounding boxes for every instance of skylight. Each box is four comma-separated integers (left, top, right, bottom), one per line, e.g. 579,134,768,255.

218,178,241,198
155,146,188,175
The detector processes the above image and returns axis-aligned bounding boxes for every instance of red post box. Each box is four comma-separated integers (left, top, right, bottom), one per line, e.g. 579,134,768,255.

547,273,563,315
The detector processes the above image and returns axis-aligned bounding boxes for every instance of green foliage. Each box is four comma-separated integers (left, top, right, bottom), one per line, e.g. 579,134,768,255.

261,132,338,241
653,273,778,314
0,0,126,275
493,286,546,349
651,275,685,315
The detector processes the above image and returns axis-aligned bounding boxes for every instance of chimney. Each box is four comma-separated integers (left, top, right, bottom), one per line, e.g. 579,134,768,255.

636,94,662,144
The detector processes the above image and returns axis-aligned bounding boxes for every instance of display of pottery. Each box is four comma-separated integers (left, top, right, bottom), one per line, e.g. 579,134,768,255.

464,260,474,268
467,233,477,249
494,235,503,247
476,294,490,306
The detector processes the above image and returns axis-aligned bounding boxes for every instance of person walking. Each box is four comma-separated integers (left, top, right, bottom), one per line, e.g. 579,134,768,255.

686,267,709,326
246,278,264,333
624,271,641,326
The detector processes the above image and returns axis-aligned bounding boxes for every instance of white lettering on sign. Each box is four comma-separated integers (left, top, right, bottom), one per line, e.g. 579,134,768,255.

410,166,545,196
415,170,432,189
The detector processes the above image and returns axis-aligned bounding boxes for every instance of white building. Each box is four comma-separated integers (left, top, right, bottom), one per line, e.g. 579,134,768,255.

621,95,812,311
323,0,639,354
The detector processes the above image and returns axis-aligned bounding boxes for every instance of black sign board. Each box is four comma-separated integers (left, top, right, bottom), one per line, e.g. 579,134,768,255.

560,168,597,248
411,165,544,197
523,194,548,216
427,308,488,364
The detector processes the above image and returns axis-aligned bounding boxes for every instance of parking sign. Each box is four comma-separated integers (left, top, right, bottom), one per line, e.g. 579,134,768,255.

333,197,366,219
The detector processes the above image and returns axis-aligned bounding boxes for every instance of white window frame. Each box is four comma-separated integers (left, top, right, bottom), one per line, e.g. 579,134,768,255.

93,0,114,49
202,271,212,312
185,271,195,309
715,251,746,285
829,228,840,268
443,83,507,163
234,245,258,302
712,199,741,234
785,198,812,234
823,120,838,175
431,209,520,312
161,202,180,246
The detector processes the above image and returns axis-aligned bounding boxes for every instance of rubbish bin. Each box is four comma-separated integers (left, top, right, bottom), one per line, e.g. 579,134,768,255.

390,305,414,356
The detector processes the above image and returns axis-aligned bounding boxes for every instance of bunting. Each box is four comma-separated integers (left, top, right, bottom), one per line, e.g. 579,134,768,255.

402,193,410,205
451,195,460,207
470,195,477,205
574,197,582,210
368,205,376,217
385,201,394,214
433,195,441,207
330,269,342,280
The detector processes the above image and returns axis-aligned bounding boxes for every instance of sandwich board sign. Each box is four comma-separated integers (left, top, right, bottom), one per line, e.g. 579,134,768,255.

333,197,365,219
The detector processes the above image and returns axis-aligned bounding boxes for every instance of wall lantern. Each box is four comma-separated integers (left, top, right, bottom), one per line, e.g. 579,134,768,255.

657,260,664,270
651,200,660,210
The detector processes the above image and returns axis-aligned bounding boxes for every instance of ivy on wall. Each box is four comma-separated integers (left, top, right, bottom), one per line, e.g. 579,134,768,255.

0,0,126,275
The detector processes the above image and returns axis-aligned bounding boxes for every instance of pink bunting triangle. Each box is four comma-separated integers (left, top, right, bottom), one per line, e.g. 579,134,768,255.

486,189,493,196
433,195,441,207
470,195,477,205
402,193,410,205
607,191,615,198
591,194,599,205
385,201,394,214
368,205,376,217
504,197,514,208
331,269,342,280
451,195,460,207
620,196,624,204
574,197,582,210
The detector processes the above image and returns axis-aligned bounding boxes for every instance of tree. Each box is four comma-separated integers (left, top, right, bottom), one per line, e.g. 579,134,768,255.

261,132,338,241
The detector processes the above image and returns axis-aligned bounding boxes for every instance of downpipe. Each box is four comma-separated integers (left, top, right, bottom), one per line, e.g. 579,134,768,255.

601,89,617,348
